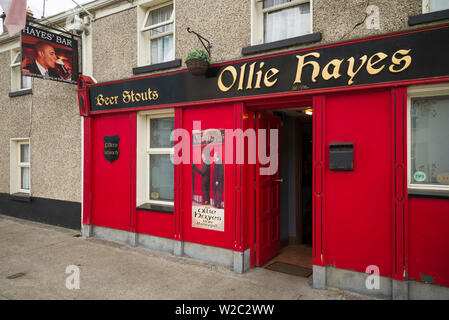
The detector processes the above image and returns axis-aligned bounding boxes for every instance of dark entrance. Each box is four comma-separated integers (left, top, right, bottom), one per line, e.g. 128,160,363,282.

255,107,313,275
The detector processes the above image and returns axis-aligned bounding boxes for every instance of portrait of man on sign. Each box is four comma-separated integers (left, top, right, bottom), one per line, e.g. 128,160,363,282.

22,41,71,80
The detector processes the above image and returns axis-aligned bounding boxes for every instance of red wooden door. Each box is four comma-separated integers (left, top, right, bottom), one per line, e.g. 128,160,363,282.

256,112,281,266
91,113,133,231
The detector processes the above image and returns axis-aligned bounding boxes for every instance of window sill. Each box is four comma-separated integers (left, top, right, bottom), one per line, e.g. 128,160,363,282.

242,32,322,56
408,188,449,200
408,9,449,26
10,192,32,202
9,89,32,97
133,59,182,75
136,203,174,214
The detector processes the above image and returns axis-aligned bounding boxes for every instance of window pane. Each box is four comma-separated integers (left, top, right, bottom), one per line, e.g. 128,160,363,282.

145,4,173,28
149,154,174,202
149,117,174,148
430,0,449,12
21,75,31,89
150,22,173,36
264,2,310,43
411,95,449,186
20,144,29,163
151,34,174,64
21,167,30,190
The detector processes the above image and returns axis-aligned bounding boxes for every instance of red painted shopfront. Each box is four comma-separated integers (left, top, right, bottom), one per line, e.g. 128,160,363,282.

78,25,449,298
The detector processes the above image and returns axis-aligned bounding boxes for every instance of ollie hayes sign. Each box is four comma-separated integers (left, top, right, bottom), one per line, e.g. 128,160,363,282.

89,26,449,112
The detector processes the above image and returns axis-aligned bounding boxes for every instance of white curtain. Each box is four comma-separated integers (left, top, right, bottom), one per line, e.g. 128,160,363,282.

148,4,174,64
146,4,173,28
151,34,174,64
264,2,310,43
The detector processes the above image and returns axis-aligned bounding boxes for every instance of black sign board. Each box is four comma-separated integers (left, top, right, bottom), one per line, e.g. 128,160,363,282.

104,135,120,163
21,23,79,84
89,26,449,112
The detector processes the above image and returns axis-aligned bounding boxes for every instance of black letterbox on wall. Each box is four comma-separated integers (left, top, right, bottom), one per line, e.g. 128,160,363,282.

329,143,354,171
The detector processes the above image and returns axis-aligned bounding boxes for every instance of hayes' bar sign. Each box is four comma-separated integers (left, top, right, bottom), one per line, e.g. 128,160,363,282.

89,26,449,112
21,23,79,83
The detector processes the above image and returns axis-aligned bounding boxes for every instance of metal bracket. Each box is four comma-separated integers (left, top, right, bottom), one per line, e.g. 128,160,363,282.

186,27,212,57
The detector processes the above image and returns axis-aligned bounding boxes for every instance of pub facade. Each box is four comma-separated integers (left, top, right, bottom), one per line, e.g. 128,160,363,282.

2,0,449,299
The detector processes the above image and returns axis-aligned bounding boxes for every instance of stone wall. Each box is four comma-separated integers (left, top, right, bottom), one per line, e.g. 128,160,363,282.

175,0,250,65
92,7,137,82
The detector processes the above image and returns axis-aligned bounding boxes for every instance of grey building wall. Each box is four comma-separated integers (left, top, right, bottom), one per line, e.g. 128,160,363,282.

0,51,30,194
0,32,81,229
0,66,81,202
315,0,422,43
28,79,80,202
88,0,439,77
92,7,137,82
175,0,250,66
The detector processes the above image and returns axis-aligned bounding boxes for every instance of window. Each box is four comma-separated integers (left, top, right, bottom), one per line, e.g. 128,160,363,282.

140,2,174,65
10,139,30,194
10,49,31,92
408,85,449,192
137,110,174,209
423,0,449,13
252,0,312,45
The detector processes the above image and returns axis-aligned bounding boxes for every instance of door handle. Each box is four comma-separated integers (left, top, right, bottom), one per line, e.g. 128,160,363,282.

274,178,284,183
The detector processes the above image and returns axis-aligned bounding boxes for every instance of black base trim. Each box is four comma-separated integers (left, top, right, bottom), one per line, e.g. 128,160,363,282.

9,89,33,97
133,59,182,75
137,203,174,214
408,9,449,26
408,189,449,200
0,193,81,230
242,32,322,56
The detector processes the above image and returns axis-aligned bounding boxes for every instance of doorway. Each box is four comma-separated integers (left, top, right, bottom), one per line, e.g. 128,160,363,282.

255,107,313,277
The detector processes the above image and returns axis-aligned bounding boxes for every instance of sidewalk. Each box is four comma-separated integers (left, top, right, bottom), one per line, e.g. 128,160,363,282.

0,214,375,300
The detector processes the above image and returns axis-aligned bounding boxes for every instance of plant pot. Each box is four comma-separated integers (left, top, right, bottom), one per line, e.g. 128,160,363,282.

186,58,209,76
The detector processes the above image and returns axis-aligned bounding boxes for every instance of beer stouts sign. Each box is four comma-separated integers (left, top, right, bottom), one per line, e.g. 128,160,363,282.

21,24,78,83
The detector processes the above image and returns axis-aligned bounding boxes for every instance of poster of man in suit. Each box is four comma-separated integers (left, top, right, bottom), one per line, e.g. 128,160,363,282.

20,24,78,83
192,129,225,232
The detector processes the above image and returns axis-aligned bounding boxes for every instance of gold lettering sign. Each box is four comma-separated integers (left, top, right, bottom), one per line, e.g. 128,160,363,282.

294,52,321,84
347,56,368,85
95,88,159,107
389,49,412,73
217,66,238,92
217,61,280,92
366,52,388,75
218,49,412,92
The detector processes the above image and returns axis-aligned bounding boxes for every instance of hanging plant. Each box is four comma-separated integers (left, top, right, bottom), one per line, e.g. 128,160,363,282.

185,48,211,76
